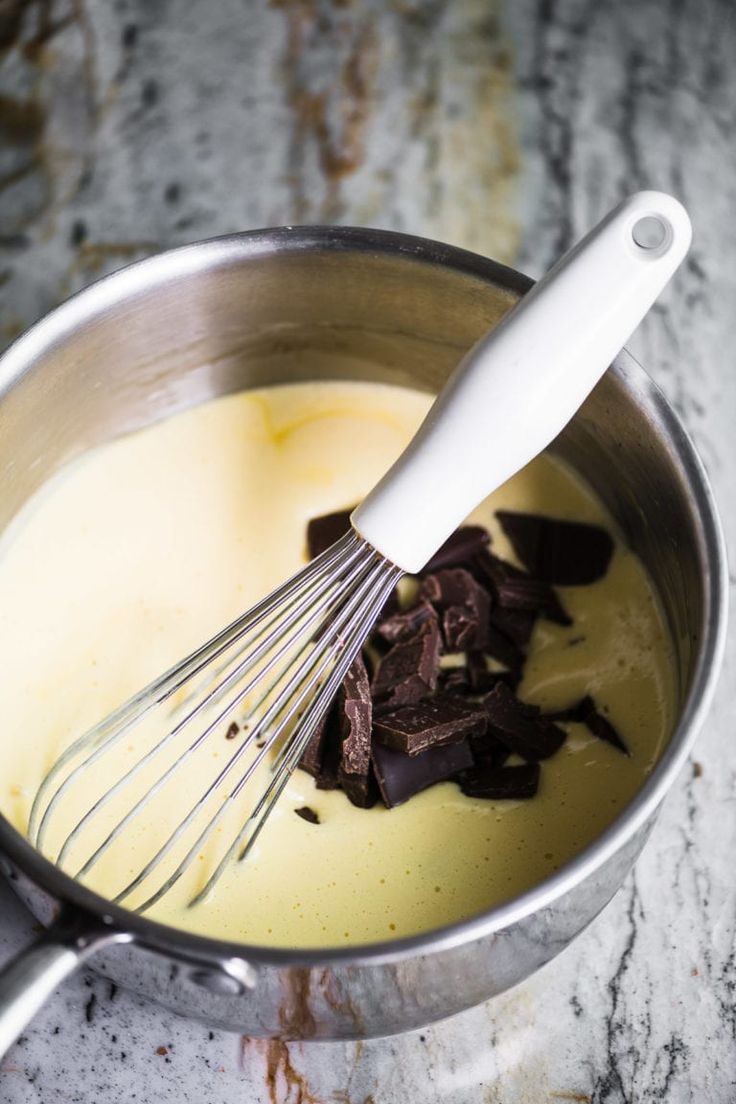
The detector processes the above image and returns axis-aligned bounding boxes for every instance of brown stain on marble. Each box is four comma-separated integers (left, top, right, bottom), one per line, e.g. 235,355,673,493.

273,0,378,220
550,1094,592,1103
265,1040,322,1103
242,1038,324,1104
271,0,520,262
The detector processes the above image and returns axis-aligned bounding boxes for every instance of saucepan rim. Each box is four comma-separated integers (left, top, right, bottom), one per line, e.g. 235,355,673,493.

0,225,727,970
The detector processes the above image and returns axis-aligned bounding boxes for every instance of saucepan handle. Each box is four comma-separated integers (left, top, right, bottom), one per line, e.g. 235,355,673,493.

0,910,131,1057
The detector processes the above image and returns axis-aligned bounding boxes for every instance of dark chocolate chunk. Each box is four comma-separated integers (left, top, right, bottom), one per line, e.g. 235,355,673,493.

469,737,511,770
484,622,525,672
225,721,240,740
295,806,320,824
421,525,491,573
372,739,474,808
306,508,355,559
488,605,537,648
421,567,490,614
496,511,614,585
376,600,437,645
473,548,569,627
372,618,441,712
373,694,487,756
470,548,528,593
460,762,540,800
336,655,377,807
483,682,566,761
582,704,629,756
442,605,479,650
490,575,572,626
298,704,334,779
542,694,628,754
421,568,491,651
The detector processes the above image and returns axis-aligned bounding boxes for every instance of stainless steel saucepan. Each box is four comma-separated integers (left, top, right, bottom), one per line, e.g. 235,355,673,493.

0,227,727,1049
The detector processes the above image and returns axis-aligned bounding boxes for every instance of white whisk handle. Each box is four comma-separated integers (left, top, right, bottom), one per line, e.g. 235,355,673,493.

351,190,691,573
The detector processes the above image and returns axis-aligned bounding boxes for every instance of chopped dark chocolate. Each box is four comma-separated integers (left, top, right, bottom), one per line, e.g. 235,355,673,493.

299,704,343,791
546,694,629,755
295,806,320,824
484,622,525,673
483,682,566,761
225,721,240,740
472,549,570,627
442,605,479,650
491,575,571,626
372,618,441,712
299,512,626,814
421,568,491,651
371,738,474,808
420,526,491,573
468,736,511,771
581,700,629,756
373,694,487,756
376,600,437,645
299,704,334,779
488,604,537,648
496,511,614,585
306,508,354,559
421,567,490,614
315,734,341,789
460,762,540,800
337,655,377,807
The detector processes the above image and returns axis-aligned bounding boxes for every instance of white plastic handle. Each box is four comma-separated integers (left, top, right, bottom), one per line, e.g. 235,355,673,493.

351,191,691,572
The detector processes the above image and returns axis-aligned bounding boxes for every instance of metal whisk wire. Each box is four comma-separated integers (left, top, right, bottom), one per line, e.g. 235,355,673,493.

28,532,356,849
29,532,401,910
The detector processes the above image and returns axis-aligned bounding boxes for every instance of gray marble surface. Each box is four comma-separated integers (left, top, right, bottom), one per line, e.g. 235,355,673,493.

1,0,735,1100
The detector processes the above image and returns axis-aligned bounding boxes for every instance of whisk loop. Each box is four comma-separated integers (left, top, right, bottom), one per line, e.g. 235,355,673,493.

29,532,401,909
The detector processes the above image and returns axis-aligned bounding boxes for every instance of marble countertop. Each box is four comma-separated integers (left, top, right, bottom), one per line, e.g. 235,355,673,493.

1,0,734,1100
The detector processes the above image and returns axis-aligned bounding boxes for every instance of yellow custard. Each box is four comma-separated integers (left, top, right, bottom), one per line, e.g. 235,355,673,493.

0,381,675,947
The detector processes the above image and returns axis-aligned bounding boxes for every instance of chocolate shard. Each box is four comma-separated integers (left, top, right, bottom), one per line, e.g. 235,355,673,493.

490,575,572,626
376,600,437,645
488,605,537,648
484,622,525,672
420,525,491,573
460,762,540,800
294,806,320,824
298,704,334,779
336,655,377,807
472,549,569,629
372,739,473,809
496,511,614,585
483,681,566,761
306,508,355,560
373,694,487,756
421,568,491,651
372,618,441,713
469,739,511,771
578,695,630,755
